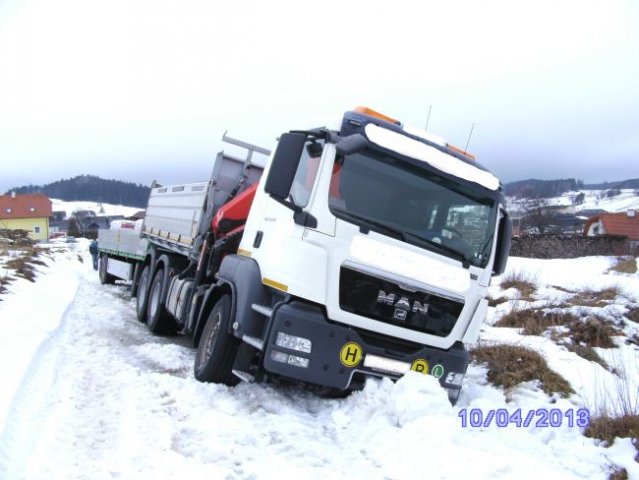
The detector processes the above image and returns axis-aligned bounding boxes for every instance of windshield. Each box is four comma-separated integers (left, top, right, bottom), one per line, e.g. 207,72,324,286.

328,148,498,268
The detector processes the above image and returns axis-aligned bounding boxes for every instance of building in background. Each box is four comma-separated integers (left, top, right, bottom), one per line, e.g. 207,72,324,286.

584,210,639,250
0,192,53,241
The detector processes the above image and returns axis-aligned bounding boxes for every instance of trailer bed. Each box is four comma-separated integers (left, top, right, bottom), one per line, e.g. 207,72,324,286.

98,228,147,261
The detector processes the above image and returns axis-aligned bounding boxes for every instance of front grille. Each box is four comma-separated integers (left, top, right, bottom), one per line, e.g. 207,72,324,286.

339,266,464,337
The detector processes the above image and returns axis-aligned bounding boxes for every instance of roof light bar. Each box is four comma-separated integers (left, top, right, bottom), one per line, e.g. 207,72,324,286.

354,106,401,125
446,143,476,161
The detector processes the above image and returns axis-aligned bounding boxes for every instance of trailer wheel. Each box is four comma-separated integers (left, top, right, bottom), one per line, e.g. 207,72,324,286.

146,267,176,335
136,264,151,323
130,263,141,298
98,254,116,285
194,294,240,385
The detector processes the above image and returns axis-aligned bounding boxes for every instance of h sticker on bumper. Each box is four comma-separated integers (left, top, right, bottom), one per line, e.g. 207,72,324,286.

340,342,363,367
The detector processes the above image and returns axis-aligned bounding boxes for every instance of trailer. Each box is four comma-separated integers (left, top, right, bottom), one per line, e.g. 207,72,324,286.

98,108,511,403
97,222,147,285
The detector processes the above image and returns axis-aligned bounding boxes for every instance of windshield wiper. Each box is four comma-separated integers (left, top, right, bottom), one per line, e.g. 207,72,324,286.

402,230,471,268
331,209,403,240
332,208,472,267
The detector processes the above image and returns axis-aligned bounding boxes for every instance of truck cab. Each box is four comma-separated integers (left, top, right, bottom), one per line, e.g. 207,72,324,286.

196,107,511,403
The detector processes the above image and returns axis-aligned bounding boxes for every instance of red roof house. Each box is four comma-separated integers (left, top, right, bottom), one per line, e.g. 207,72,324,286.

583,211,639,240
0,193,53,241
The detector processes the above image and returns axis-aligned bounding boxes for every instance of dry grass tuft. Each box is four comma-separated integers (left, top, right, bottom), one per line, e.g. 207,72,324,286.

0,274,15,293
626,307,639,323
564,316,619,349
607,466,628,480
487,295,508,307
569,286,623,308
471,344,574,397
551,285,575,294
5,257,37,282
495,308,578,336
584,414,639,445
564,344,610,370
608,257,637,274
2,246,49,283
499,271,538,300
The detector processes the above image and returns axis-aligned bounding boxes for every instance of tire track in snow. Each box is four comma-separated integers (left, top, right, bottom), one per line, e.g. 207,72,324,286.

0,267,81,480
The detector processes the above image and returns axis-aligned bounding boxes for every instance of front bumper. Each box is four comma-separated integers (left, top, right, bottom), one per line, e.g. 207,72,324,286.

262,301,469,391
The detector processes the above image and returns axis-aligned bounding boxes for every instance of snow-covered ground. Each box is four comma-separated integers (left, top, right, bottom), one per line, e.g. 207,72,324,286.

1,243,638,479
50,199,141,219
507,188,639,218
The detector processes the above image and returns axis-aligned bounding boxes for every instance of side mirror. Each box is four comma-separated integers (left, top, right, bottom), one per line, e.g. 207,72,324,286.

493,210,512,276
336,134,369,155
264,132,307,200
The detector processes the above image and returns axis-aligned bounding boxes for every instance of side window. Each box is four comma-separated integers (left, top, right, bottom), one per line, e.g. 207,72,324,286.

289,140,324,208
446,204,491,251
34,226,41,234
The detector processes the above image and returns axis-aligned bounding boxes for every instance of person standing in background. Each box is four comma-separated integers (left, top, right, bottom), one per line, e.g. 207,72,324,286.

89,239,98,270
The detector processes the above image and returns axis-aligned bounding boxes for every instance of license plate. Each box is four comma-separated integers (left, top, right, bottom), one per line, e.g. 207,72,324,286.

363,354,411,375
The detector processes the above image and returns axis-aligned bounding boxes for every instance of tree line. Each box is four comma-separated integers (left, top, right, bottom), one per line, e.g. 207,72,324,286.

5,175,151,208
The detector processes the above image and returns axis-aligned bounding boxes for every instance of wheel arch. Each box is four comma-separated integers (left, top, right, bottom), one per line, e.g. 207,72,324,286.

193,254,270,348
193,280,235,348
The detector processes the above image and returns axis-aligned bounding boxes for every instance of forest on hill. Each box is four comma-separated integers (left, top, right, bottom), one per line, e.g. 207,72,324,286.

5,175,151,208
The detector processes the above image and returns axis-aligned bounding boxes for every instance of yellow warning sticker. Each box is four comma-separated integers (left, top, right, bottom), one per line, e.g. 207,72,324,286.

339,342,363,367
411,359,429,374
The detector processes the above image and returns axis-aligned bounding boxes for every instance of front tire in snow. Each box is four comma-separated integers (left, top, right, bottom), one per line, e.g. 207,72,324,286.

194,294,240,386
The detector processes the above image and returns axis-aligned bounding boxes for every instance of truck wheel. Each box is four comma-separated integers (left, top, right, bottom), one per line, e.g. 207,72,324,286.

146,267,176,335
136,264,151,323
130,263,141,298
194,294,240,386
99,254,116,285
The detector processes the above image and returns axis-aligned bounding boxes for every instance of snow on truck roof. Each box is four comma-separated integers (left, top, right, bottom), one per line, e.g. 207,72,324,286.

364,123,501,191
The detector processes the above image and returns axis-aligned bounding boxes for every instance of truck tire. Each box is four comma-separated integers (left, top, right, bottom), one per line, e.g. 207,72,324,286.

130,263,141,298
145,266,176,335
98,254,116,285
136,264,151,323
194,294,240,386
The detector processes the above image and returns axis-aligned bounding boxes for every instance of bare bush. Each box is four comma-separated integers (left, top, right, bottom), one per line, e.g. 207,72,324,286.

499,271,538,300
569,286,624,308
563,316,619,349
563,344,610,370
585,415,639,445
608,257,638,274
495,308,578,335
471,344,574,397
625,307,639,323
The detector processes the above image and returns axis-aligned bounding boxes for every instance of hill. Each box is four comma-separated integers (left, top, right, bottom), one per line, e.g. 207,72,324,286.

505,178,639,198
5,175,151,208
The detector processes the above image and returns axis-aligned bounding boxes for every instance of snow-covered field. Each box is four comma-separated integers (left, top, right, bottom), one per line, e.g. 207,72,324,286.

1,242,638,479
507,188,639,218
50,199,141,219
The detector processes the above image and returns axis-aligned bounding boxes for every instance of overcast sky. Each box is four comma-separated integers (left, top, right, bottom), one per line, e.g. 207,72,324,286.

1,0,638,193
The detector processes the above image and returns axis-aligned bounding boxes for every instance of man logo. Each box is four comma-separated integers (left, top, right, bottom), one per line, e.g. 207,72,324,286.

377,290,429,315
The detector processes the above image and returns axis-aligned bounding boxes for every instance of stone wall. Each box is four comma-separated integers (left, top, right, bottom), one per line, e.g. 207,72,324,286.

509,235,634,259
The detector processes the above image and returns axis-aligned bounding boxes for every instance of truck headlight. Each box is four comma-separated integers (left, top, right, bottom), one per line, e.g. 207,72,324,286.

275,332,312,354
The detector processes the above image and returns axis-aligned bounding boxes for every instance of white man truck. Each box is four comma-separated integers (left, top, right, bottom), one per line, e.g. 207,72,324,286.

98,107,511,403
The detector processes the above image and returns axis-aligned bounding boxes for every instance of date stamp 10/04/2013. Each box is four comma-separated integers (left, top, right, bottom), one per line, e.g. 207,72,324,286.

458,408,590,428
